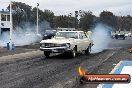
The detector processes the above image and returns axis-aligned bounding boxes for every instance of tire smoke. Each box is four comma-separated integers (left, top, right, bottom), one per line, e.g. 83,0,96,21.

91,23,112,53
0,21,51,47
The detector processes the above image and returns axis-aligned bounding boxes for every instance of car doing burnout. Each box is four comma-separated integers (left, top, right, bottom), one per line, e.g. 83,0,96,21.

40,31,94,58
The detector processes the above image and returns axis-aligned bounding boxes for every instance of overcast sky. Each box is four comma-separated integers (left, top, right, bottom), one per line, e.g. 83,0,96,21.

0,0,132,16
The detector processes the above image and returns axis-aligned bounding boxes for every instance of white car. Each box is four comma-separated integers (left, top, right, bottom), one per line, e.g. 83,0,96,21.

40,31,94,58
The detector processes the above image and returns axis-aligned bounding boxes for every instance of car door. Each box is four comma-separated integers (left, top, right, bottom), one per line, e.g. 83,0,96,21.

82,32,90,50
78,32,89,51
76,32,83,51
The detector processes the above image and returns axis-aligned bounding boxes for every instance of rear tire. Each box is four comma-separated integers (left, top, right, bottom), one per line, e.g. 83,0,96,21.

85,44,91,55
44,51,50,58
115,35,118,39
123,37,125,40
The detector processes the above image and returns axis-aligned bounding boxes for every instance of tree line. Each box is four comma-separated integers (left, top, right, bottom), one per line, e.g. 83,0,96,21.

6,1,132,31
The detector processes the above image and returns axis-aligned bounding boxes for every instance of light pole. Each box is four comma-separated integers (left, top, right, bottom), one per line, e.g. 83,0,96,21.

68,13,72,28
10,0,12,50
37,3,39,34
75,11,78,29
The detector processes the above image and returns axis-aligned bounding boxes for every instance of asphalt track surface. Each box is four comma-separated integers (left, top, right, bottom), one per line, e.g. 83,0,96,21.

0,37,132,88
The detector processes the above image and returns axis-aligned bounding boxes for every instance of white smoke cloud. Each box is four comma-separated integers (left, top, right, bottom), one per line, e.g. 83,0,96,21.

0,29,42,47
91,23,112,53
0,22,51,47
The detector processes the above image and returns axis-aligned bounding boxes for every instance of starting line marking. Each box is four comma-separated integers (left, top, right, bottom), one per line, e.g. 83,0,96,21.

97,60,132,88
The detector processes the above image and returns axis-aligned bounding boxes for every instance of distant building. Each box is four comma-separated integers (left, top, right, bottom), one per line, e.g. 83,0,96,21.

0,11,11,35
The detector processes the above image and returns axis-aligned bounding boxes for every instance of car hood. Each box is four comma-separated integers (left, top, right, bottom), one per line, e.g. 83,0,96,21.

40,37,73,44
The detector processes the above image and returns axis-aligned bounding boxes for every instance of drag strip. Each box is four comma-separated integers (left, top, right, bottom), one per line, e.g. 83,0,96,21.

0,49,116,88
0,37,132,88
0,50,116,88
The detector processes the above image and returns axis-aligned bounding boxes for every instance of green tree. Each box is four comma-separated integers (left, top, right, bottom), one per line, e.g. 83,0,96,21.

117,15,132,31
7,1,32,27
79,11,95,31
53,15,76,28
7,1,55,28
99,11,117,29
31,8,54,27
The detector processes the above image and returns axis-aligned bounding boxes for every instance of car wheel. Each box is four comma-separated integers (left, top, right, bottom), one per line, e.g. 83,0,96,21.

85,44,91,55
71,48,77,58
123,37,125,40
44,51,50,58
115,36,118,39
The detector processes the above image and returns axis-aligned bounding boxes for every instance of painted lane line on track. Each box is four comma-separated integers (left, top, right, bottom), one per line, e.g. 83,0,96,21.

97,61,132,88
97,61,122,88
